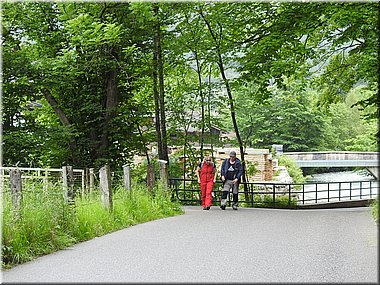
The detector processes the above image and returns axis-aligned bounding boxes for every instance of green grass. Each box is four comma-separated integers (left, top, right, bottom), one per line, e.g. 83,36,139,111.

2,181,183,269
370,197,378,224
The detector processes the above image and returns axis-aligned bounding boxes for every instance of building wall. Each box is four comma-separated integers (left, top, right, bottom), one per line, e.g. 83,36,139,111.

213,148,274,182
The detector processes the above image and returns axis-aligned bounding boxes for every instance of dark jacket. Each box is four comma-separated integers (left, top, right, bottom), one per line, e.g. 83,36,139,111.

221,158,243,181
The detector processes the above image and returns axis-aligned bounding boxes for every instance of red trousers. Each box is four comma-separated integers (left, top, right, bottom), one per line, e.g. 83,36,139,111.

200,181,213,207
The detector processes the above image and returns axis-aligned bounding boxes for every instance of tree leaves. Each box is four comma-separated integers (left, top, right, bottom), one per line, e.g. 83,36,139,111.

2,2,377,168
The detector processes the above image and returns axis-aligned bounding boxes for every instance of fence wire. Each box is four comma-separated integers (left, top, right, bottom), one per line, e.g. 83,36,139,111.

1,167,131,210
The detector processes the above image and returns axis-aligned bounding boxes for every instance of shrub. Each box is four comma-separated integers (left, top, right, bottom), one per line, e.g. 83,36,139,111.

278,155,306,184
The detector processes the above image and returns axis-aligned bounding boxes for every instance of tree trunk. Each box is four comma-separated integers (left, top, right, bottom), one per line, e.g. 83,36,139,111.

153,3,169,163
43,90,79,165
152,40,163,160
207,64,214,156
200,11,247,183
43,91,71,126
101,69,119,158
217,55,247,184
194,51,205,158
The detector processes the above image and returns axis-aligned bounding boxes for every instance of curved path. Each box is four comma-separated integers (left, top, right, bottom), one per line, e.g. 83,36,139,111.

2,206,378,283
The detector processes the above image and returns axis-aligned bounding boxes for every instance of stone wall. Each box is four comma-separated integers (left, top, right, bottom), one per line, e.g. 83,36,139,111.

213,148,274,182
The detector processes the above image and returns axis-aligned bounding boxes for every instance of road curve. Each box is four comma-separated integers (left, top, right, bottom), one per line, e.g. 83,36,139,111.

2,206,378,283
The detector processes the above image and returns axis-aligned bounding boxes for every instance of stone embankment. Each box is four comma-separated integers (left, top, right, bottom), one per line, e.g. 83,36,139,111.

273,165,293,184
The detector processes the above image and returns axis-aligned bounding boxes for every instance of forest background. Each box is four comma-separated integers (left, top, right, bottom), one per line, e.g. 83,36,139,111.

1,2,378,175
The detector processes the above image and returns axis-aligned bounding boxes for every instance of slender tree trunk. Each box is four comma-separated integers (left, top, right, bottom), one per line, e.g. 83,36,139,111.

200,11,247,183
153,3,169,163
194,51,205,158
43,91,71,126
42,90,79,165
207,64,214,156
152,36,163,160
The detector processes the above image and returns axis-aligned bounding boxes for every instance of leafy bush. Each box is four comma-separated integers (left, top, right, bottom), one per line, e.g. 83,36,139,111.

278,155,305,184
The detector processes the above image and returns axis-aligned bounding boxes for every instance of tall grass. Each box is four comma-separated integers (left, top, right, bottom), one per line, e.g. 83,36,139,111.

371,197,378,224
2,180,183,269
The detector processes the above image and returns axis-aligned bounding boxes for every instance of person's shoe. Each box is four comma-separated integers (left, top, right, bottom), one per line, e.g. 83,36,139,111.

232,204,238,210
203,207,207,210
206,206,210,210
220,205,226,210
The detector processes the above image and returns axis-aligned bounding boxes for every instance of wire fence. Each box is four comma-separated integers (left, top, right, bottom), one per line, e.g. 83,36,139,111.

1,165,142,212
0,167,85,194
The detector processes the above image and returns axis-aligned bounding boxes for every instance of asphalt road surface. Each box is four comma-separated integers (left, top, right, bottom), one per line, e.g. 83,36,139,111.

2,206,378,283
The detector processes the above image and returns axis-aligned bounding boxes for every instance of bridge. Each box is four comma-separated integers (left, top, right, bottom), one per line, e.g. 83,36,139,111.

283,151,379,179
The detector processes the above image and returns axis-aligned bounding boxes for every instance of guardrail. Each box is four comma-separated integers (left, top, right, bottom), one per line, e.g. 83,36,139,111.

168,178,379,208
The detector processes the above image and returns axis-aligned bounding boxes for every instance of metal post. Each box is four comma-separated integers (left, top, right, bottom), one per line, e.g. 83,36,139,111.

302,184,305,204
273,184,276,208
174,179,179,199
251,184,254,207
349,182,352,200
315,183,318,204
327,183,330,202
288,184,291,207
339,182,341,201
369,181,372,198
360,181,362,199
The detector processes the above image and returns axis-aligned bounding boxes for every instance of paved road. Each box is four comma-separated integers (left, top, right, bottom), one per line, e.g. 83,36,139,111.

2,206,378,283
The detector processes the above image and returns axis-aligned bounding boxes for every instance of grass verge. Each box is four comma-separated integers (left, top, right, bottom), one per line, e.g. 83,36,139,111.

370,197,378,224
2,181,183,269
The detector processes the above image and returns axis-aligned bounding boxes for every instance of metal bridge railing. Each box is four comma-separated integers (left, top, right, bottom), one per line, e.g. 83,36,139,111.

169,178,379,208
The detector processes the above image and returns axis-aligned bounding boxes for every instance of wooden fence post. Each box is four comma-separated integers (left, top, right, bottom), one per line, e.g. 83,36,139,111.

62,166,75,204
43,169,48,191
0,168,4,196
89,168,94,193
10,169,22,217
99,165,113,210
81,170,85,196
147,164,155,190
84,168,89,193
158,160,168,189
123,164,131,191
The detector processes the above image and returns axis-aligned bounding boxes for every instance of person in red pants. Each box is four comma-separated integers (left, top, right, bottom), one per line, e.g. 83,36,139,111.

196,156,218,210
